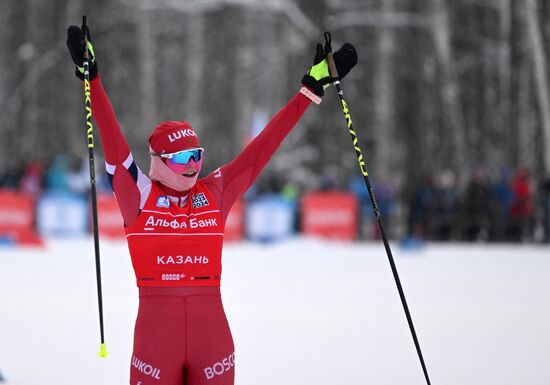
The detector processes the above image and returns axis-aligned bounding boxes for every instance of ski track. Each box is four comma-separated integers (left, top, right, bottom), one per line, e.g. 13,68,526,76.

0,237,549,385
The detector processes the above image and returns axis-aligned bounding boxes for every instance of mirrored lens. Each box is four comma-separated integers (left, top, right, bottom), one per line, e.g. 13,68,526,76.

169,149,203,165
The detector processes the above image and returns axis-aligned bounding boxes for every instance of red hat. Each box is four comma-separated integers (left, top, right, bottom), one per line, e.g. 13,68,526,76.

148,121,200,154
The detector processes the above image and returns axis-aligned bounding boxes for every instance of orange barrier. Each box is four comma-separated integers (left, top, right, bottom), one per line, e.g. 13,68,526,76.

0,189,43,245
96,194,125,238
301,191,358,241
225,200,244,242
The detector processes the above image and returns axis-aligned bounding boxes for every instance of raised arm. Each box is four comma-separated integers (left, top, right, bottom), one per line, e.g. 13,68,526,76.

203,91,311,221
67,26,150,226
90,77,151,225
203,40,357,222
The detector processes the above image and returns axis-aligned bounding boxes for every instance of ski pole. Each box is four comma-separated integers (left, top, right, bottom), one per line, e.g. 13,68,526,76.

82,15,108,359
323,31,431,385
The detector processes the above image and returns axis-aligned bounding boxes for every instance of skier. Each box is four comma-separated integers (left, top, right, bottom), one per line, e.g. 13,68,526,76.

67,25,356,385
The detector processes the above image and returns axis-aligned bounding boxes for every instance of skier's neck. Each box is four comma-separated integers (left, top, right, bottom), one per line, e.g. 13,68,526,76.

158,182,189,198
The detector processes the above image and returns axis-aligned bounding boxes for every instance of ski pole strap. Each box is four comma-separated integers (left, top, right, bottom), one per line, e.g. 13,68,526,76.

300,87,322,104
82,17,89,62
324,31,332,53
324,31,340,81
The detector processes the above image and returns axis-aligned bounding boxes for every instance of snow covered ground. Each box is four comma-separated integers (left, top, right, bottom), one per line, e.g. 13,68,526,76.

0,237,549,385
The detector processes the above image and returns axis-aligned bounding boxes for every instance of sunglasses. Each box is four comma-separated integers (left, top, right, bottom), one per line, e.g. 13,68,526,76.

151,148,204,165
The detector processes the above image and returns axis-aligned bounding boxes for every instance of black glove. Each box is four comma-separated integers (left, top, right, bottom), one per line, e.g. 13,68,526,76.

66,25,98,80
301,42,357,97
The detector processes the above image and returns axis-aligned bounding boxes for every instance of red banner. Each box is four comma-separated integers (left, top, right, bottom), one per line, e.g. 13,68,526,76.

97,194,125,238
301,191,358,241
0,189,43,245
225,200,244,242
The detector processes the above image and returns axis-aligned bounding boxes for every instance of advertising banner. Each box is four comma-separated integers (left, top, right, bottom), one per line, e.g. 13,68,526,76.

36,192,88,237
0,189,42,245
246,196,296,242
301,191,358,241
97,194,125,238
225,200,244,242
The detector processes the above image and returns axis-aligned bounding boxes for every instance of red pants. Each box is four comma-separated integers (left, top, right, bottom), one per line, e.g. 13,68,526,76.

131,286,235,385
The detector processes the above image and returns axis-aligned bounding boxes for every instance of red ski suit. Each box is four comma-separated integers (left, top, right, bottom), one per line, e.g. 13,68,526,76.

90,76,312,385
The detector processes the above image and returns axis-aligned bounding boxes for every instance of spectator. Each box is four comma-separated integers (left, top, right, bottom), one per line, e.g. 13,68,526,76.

0,167,23,189
544,178,550,243
369,176,396,239
489,169,513,241
407,175,435,239
319,170,337,191
349,175,371,209
462,167,490,241
68,156,110,195
431,170,458,240
508,168,533,242
45,155,70,192
19,161,43,200
349,175,372,239
281,181,299,201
